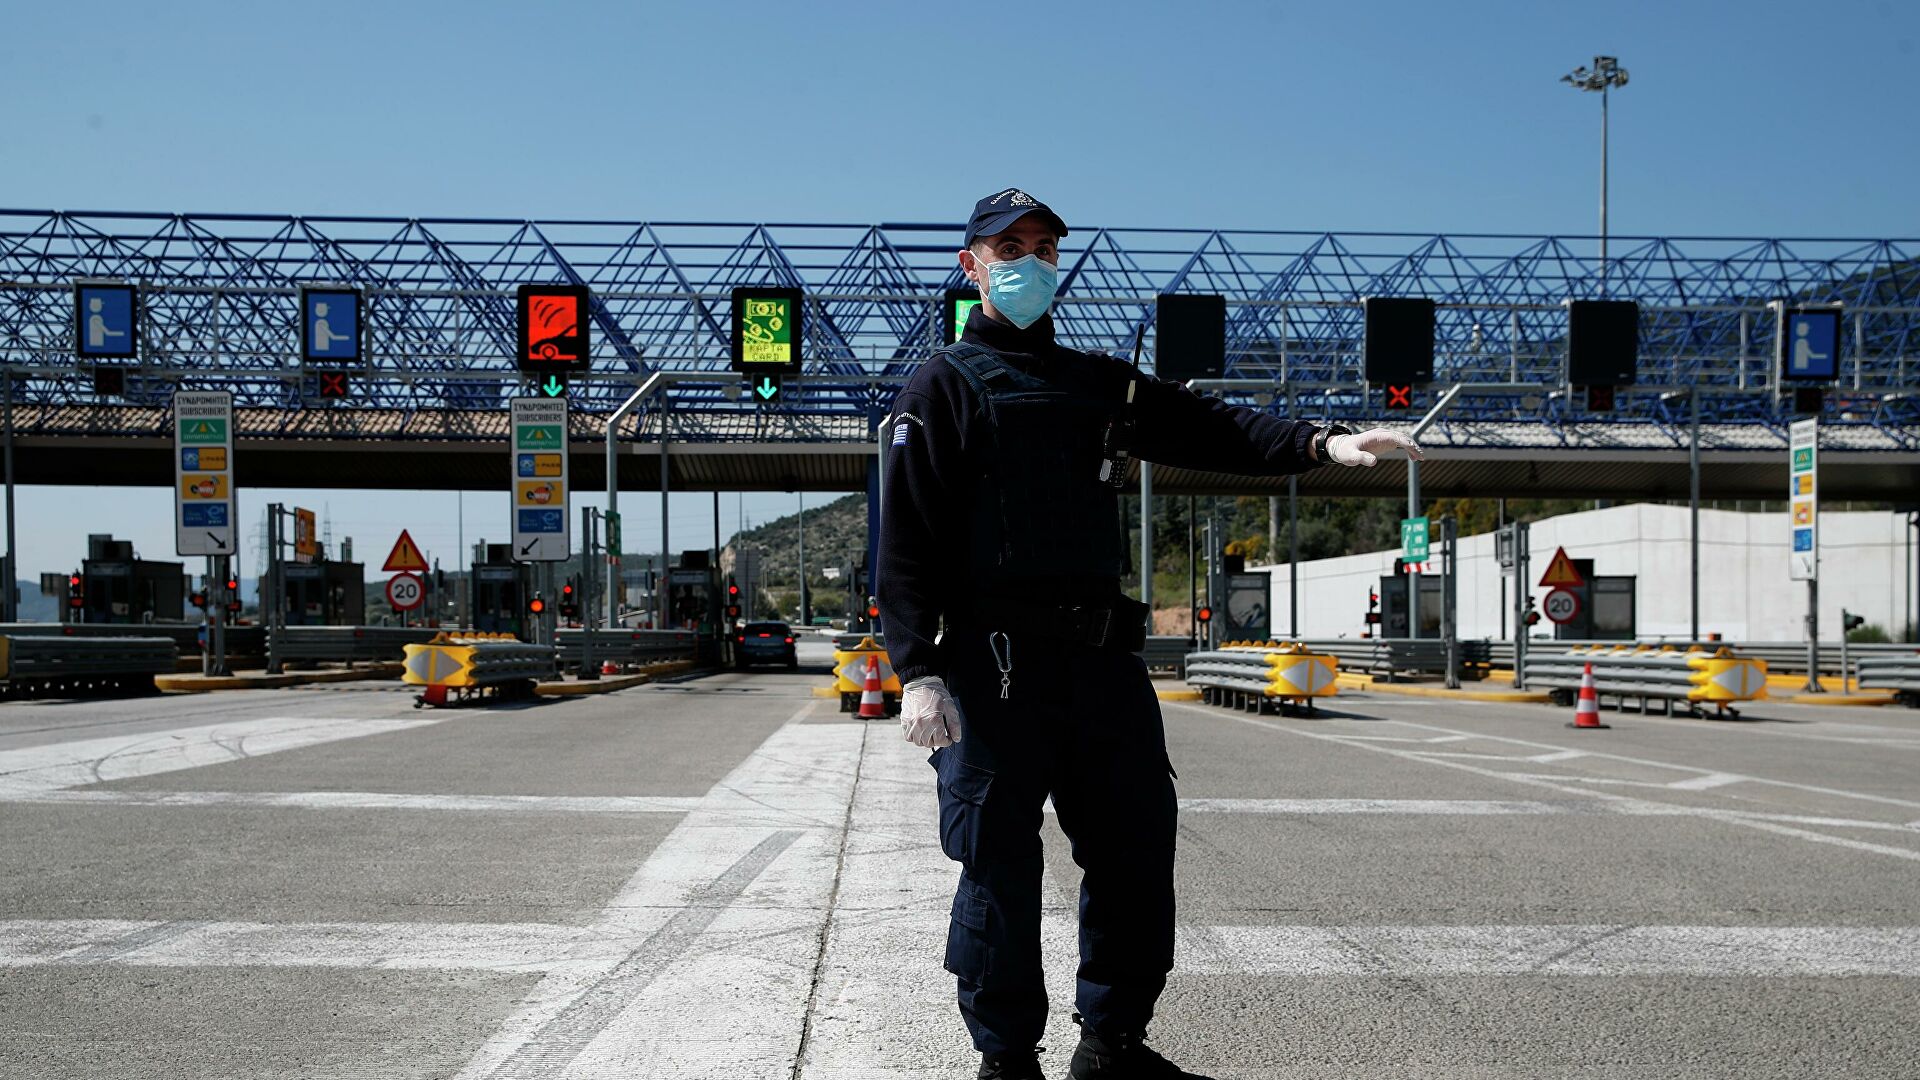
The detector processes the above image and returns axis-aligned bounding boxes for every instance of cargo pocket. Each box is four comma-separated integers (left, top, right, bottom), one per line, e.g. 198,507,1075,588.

936,756,994,867
943,878,994,980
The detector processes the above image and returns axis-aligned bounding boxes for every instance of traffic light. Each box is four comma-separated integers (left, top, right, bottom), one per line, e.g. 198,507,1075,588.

866,597,880,620
190,589,208,610
559,581,577,621
528,594,546,617
1196,606,1212,625
67,573,83,610
224,576,242,615
1842,609,1865,636
1365,588,1380,631
1524,596,1540,627
726,603,742,620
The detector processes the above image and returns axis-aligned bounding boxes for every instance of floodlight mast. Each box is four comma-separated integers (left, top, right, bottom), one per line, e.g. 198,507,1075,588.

1562,55,1629,294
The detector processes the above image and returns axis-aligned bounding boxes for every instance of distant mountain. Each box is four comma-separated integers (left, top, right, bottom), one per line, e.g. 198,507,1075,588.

728,493,868,593
12,582,61,623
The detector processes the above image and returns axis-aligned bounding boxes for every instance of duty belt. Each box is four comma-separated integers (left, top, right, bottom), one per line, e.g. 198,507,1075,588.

971,597,1149,651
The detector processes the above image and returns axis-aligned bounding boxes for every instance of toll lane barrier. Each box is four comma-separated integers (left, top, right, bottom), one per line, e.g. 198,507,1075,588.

0,634,177,699
832,635,900,714
1184,642,1339,715
402,633,556,708
1857,654,1920,706
1522,645,1767,717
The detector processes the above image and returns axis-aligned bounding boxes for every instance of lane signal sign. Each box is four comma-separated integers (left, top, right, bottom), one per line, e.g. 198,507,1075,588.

382,529,429,573
516,284,592,373
75,282,139,360
317,372,350,398
1538,546,1585,588
1385,384,1414,409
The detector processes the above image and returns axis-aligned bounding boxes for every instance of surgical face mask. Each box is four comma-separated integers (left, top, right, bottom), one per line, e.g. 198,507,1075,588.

975,251,1059,329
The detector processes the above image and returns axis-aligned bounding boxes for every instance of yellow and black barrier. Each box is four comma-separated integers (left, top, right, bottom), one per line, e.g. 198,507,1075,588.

402,632,556,707
830,635,901,714
1525,644,1767,717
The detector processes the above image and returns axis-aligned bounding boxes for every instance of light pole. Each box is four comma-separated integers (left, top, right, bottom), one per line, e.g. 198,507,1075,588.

1561,55,1629,291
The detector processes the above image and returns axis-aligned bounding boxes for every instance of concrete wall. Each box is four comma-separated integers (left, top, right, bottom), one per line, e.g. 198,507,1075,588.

1256,504,1919,643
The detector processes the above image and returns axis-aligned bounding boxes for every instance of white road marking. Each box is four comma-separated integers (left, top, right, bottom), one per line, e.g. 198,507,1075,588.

1183,706,1920,864
1176,924,1920,977
14,789,704,814
1174,798,1571,816
0,716,437,798
9,917,1917,980
453,700,859,1080
1667,771,1747,791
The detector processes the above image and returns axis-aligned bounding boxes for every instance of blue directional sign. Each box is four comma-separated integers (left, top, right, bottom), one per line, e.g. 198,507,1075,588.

300,286,363,364
1779,306,1840,381
517,508,564,534
74,283,138,359
183,503,230,528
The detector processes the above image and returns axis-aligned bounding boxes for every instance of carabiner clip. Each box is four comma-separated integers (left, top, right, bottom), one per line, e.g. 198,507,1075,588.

989,631,1012,700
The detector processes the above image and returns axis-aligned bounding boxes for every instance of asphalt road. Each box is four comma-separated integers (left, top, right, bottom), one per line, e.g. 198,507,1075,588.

3,647,1917,1078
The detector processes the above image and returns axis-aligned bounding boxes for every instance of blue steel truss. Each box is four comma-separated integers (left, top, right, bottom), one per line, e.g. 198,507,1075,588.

1,210,1915,447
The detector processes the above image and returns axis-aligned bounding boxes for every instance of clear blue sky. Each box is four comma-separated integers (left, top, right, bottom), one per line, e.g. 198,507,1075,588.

6,0,1916,580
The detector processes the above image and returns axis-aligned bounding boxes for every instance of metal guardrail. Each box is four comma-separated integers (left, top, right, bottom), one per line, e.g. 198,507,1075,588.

557,628,698,670
272,625,441,665
1488,639,1918,678
1141,636,1195,676
1522,645,1768,716
0,622,268,660
1857,653,1920,705
1287,638,1491,680
1185,645,1341,715
0,634,177,698
402,634,557,707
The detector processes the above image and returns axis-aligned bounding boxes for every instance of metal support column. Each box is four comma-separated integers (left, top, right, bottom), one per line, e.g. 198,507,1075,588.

659,401,670,630
1288,475,1299,638
1512,521,1530,691
1804,579,1822,694
265,505,283,674
796,492,807,627
580,506,597,679
211,555,230,677
1443,515,1459,689
1690,389,1701,642
1187,495,1196,642
2,366,14,623
1140,461,1153,613
1407,456,1421,641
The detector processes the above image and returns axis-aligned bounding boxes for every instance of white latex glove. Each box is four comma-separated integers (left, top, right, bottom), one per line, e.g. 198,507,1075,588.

900,676,964,748
1327,428,1425,467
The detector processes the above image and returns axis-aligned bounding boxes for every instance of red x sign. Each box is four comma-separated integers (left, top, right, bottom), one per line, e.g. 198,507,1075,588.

1385,384,1413,408
318,372,350,398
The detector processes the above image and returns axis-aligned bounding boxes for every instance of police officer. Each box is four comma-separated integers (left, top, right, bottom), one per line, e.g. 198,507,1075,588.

877,189,1422,1080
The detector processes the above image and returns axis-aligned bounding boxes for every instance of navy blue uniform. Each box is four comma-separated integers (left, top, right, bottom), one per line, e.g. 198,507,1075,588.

876,306,1322,1056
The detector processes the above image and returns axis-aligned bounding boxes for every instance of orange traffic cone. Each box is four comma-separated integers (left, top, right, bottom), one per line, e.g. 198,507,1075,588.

858,655,887,719
1568,662,1610,729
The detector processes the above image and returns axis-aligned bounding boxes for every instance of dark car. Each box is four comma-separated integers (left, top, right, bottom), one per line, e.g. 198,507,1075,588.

735,621,797,669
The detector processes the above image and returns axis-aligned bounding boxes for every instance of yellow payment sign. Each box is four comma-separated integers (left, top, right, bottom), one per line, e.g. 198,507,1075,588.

517,480,564,506
732,287,803,369
180,473,229,500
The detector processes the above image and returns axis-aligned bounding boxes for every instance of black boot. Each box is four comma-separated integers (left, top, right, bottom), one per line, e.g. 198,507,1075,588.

978,1046,1045,1080
1068,1014,1212,1079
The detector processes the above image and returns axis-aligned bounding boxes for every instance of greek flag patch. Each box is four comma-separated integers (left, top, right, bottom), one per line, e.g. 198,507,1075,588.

891,413,922,447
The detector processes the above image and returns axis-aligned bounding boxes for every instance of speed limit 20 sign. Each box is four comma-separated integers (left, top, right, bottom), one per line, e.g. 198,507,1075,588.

1542,587,1581,625
386,572,425,611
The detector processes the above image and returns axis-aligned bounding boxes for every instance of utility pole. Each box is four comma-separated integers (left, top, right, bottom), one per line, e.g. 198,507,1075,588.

1561,55,1629,292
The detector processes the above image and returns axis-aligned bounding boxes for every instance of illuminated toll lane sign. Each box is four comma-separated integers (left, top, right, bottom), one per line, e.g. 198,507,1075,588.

943,289,982,345
509,396,570,562
516,284,592,374
731,287,804,373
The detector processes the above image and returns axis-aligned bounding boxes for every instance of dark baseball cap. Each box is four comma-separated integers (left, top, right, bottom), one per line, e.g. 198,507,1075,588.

964,188,1069,247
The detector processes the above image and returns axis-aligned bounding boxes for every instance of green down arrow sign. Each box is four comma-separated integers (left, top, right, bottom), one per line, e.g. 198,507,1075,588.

754,376,780,401
541,375,567,398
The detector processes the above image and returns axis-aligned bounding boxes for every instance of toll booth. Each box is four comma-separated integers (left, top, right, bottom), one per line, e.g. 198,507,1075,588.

281,559,365,625
1210,572,1272,643
472,544,531,635
666,552,718,633
76,534,185,624
1377,574,1445,639
1550,558,1637,640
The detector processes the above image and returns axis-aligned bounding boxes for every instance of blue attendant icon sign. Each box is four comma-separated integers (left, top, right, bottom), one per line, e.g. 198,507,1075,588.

1778,306,1840,381
74,282,138,359
300,286,363,364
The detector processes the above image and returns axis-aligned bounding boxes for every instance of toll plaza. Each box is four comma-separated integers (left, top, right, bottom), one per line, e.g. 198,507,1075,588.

0,209,1916,1080
70,533,186,624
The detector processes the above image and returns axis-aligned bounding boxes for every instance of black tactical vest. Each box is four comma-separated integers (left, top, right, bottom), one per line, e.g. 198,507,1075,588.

937,342,1126,593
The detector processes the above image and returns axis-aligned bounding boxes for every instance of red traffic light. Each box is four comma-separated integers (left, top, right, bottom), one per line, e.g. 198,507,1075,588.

528,597,546,615
190,591,208,609
225,578,239,592
561,583,575,597
867,604,880,619
69,574,82,588
728,583,740,597
1196,606,1213,623
726,604,741,619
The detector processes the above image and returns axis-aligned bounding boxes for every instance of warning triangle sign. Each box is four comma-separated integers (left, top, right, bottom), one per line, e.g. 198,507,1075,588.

383,529,429,573
1538,546,1585,588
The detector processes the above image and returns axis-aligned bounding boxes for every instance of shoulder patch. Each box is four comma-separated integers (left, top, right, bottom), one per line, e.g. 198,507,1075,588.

890,412,924,447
